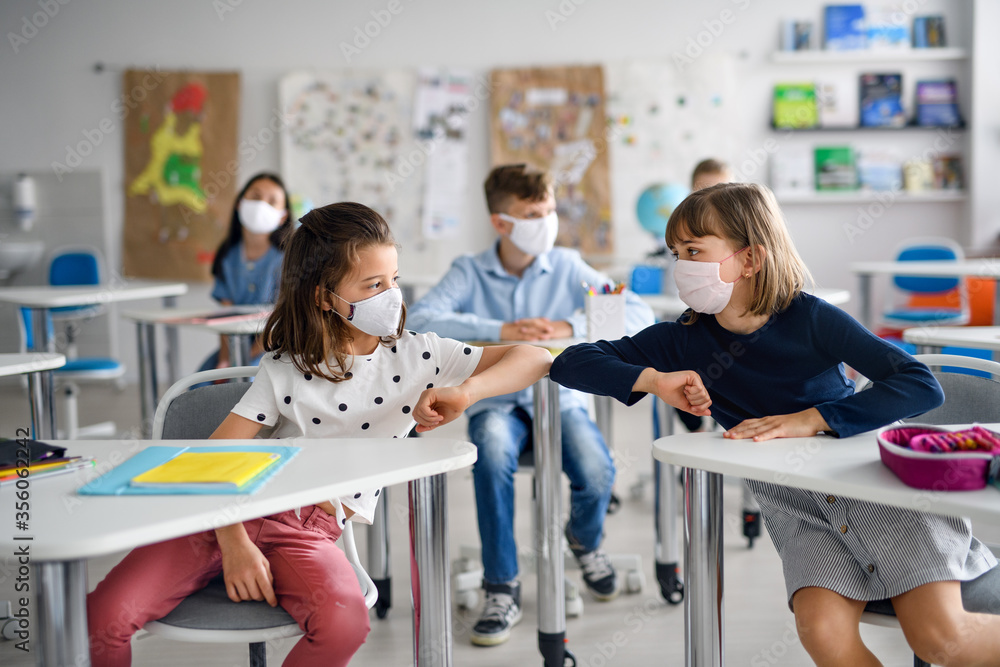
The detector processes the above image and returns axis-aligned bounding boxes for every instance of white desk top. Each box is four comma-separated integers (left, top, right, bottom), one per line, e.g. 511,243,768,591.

121,306,270,335
0,438,476,562
640,287,851,318
850,259,1000,278
0,280,188,308
903,326,1000,351
0,353,65,377
653,427,1000,525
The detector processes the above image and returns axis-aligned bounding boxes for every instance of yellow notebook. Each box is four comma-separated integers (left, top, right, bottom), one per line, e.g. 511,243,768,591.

130,451,280,490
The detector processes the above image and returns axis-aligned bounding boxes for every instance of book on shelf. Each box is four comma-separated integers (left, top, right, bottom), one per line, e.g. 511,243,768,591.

932,155,963,190
773,83,818,129
857,150,903,191
859,73,905,128
903,158,935,192
866,10,910,50
770,149,814,195
781,19,815,51
824,4,867,51
130,451,281,491
913,15,946,48
816,75,860,128
814,146,857,191
915,79,962,127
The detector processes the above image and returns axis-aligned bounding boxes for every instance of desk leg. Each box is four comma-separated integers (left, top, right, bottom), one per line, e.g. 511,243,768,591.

683,468,724,667
228,334,251,372
35,559,90,667
369,487,392,619
654,399,683,604
858,274,873,330
29,308,56,440
409,473,452,667
534,376,571,667
162,295,180,387
136,322,158,438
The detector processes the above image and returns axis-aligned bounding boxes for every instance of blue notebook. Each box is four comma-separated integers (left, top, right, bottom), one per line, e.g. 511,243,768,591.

78,445,300,495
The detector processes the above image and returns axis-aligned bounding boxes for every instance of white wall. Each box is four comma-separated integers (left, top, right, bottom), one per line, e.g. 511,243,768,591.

0,0,988,381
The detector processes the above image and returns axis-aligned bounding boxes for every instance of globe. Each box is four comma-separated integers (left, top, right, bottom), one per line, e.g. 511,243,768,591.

636,183,690,239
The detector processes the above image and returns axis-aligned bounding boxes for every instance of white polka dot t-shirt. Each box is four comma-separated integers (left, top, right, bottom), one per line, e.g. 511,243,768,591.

231,330,483,524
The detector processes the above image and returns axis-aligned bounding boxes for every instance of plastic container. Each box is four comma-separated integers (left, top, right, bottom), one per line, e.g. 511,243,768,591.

876,424,1000,491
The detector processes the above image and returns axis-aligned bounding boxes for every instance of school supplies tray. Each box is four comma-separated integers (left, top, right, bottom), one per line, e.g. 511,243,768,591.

876,424,1000,491
78,445,300,496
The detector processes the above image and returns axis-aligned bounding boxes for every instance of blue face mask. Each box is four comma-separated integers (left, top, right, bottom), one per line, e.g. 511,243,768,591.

329,287,403,338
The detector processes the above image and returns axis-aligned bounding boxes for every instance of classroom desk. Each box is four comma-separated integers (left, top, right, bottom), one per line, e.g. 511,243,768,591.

903,325,1000,356
0,436,476,667
120,307,270,436
0,353,66,438
652,426,1000,667
850,259,1000,329
0,281,188,439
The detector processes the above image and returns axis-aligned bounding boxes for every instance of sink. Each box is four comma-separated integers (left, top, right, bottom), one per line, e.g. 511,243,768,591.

0,240,44,280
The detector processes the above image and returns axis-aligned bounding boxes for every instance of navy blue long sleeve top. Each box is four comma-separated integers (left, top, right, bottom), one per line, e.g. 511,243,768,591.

549,293,943,437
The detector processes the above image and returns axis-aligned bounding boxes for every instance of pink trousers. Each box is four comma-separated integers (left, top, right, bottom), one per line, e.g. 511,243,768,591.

87,505,370,667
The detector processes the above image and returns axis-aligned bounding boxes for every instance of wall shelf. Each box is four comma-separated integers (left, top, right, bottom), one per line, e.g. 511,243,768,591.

771,123,965,132
776,190,966,205
770,48,968,64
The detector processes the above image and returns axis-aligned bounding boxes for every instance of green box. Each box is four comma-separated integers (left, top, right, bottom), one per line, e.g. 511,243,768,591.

814,146,858,190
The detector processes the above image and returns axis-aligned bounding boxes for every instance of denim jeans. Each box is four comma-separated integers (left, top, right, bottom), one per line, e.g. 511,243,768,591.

467,406,615,585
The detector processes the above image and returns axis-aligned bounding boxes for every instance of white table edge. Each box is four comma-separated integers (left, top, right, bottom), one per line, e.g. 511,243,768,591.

0,353,66,377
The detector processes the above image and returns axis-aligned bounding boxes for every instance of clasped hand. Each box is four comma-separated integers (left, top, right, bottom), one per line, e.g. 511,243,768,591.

501,317,573,341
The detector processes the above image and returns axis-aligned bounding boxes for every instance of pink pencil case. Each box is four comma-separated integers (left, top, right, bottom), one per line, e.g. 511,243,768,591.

876,424,1000,491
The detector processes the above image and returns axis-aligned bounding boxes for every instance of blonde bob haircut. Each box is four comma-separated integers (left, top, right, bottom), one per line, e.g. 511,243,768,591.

665,182,812,323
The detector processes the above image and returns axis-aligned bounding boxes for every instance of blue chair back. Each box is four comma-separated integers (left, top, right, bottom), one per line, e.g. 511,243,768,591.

50,252,100,287
894,245,959,294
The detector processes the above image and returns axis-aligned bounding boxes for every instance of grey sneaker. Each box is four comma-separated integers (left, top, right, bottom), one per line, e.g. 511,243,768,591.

470,581,522,646
566,528,619,601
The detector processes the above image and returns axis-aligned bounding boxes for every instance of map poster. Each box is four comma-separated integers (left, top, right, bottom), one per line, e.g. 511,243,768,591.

489,65,612,257
123,70,240,282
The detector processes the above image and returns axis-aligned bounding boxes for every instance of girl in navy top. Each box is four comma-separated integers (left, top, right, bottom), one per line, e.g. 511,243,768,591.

198,172,293,372
550,183,1000,666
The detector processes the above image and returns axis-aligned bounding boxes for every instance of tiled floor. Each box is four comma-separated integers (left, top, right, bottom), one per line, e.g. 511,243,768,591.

0,381,938,665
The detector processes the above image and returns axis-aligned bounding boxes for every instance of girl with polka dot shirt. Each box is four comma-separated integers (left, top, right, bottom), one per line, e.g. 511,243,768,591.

87,203,553,667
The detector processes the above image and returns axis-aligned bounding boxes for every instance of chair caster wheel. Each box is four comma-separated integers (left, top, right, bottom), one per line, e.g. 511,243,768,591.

566,594,584,618
743,510,761,548
374,598,390,619
656,562,684,605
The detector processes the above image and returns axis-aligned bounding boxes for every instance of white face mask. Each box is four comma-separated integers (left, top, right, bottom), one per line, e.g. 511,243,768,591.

499,211,559,257
673,248,746,314
329,287,403,338
239,199,285,235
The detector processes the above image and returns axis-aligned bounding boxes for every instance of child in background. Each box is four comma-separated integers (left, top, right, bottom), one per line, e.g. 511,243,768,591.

408,164,655,646
690,158,732,191
551,183,1000,666
88,202,553,667
198,172,293,372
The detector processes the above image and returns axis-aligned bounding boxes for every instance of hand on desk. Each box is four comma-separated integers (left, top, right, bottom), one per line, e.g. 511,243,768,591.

501,318,573,341
723,407,830,442
216,524,277,606
634,368,712,417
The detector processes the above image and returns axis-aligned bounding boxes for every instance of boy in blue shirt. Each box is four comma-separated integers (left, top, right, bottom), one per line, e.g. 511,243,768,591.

408,164,654,646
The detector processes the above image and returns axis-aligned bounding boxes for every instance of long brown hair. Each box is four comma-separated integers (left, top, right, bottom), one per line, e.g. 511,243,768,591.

262,202,406,381
666,182,812,324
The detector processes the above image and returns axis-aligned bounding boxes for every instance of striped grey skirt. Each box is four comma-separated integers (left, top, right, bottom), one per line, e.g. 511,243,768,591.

747,480,998,608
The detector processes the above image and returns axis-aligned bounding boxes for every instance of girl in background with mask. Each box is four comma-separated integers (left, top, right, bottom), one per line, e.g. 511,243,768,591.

87,202,553,667
198,172,292,372
551,182,1000,666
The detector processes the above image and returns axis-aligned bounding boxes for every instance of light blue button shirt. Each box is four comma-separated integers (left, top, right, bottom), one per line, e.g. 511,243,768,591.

211,242,284,306
406,243,655,416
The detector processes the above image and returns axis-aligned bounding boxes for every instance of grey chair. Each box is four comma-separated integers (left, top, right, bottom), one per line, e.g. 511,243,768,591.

142,367,377,667
859,353,1000,667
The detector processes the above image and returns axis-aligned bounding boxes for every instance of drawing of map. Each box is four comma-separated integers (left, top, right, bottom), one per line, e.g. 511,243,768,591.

279,70,423,243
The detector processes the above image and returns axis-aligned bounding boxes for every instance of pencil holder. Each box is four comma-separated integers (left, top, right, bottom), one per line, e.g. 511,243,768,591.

585,293,626,343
